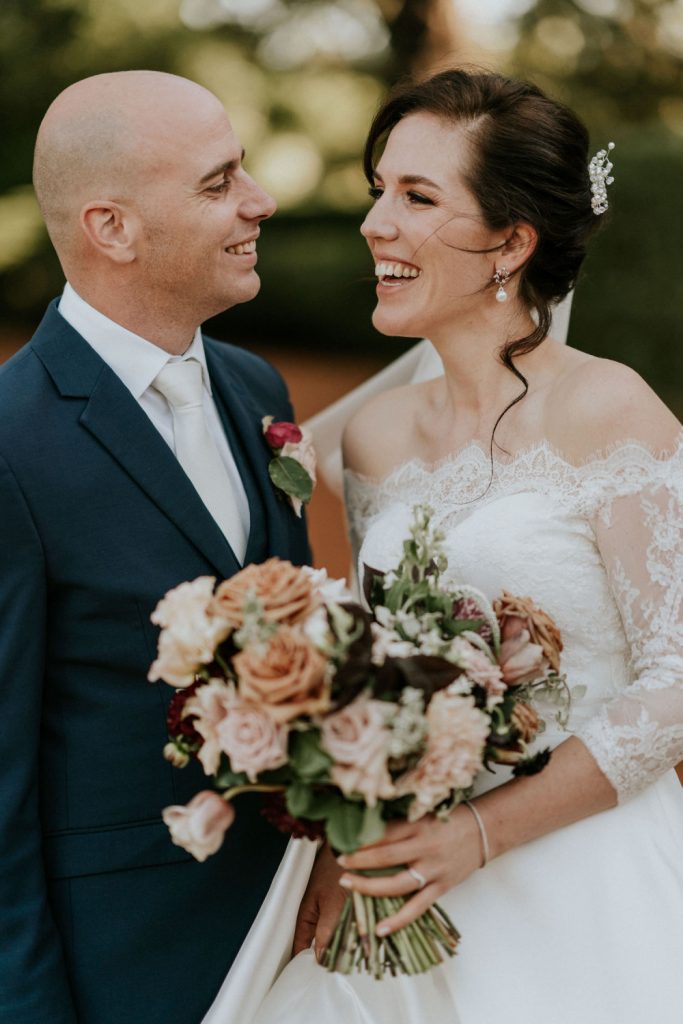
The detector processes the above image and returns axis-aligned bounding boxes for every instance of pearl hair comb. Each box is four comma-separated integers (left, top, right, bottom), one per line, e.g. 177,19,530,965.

588,142,615,215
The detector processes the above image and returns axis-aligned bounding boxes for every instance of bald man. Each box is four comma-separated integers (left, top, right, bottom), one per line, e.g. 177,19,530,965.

0,72,310,1024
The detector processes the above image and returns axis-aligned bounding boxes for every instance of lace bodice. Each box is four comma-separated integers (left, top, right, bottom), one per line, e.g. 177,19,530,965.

345,438,683,802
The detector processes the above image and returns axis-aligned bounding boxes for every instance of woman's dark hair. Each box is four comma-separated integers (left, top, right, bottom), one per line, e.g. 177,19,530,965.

363,69,603,449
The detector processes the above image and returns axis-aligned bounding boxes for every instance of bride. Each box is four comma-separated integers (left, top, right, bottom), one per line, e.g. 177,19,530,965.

210,69,683,1024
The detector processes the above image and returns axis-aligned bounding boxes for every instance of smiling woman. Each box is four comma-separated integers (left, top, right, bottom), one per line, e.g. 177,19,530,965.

216,69,683,1024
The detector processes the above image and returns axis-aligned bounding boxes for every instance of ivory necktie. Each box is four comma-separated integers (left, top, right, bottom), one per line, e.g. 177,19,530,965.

152,358,247,563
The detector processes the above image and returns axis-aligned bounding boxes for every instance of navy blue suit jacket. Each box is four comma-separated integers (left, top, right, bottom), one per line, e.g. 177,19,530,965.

0,301,311,1023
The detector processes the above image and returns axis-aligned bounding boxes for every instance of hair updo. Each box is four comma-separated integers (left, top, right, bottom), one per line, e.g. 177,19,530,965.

363,69,602,369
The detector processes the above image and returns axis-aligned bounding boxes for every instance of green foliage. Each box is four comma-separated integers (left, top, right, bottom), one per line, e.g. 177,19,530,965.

288,729,333,782
268,455,313,504
325,800,386,854
213,756,248,789
1,0,682,416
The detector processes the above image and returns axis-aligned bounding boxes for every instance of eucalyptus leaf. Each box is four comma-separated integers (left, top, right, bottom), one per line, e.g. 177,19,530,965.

357,803,386,847
304,790,344,821
268,456,313,502
214,757,248,790
326,801,365,853
289,729,333,782
285,780,313,818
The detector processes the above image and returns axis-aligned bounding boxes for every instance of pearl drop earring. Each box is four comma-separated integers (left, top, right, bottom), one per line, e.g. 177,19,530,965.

493,267,510,302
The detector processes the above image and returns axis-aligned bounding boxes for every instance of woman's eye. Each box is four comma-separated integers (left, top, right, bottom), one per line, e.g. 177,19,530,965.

368,186,384,200
407,191,433,206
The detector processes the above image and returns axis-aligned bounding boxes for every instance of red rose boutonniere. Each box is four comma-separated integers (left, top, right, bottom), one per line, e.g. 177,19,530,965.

262,416,316,517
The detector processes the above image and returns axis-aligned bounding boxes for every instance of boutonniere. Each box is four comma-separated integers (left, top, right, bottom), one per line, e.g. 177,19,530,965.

262,416,317,518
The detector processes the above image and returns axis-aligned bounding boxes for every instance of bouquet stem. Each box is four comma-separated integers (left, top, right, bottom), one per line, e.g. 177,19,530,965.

322,873,460,978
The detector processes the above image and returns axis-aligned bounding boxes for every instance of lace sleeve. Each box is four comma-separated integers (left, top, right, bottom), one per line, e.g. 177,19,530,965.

577,450,683,800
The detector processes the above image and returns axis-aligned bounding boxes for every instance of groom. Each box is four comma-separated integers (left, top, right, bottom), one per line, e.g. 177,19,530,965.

0,72,310,1024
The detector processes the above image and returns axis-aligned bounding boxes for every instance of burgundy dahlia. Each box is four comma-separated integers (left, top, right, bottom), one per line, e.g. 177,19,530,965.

260,793,326,842
166,679,203,746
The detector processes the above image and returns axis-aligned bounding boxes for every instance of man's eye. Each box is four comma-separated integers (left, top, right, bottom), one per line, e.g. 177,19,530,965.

206,180,230,194
368,186,383,200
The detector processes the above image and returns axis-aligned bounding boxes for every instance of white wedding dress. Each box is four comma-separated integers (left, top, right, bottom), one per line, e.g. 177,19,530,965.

206,428,683,1024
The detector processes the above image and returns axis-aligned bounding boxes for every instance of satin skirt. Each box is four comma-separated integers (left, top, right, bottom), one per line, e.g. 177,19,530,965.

204,769,683,1024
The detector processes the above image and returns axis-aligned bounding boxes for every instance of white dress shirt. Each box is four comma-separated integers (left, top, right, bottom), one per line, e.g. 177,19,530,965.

58,283,250,547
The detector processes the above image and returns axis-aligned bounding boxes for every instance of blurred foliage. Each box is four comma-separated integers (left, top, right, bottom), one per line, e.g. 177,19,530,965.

512,0,683,123
0,0,682,415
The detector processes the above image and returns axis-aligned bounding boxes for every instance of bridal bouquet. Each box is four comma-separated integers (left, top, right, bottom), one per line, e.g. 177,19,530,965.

149,507,567,978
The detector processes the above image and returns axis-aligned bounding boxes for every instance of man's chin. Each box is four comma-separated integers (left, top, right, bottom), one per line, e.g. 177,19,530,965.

230,272,262,306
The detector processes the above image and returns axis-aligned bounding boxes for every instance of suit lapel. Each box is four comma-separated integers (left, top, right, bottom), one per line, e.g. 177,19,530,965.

32,303,241,580
204,343,296,563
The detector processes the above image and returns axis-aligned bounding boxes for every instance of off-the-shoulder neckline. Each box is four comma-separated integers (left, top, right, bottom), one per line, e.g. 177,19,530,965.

345,432,683,490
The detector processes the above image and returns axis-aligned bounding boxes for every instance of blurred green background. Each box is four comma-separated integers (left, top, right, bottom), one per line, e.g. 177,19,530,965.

1,0,682,412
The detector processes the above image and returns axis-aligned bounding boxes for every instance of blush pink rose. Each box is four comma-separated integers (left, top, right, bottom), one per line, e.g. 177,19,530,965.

183,679,233,776
450,637,506,707
396,693,489,820
321,695,395,807
148,577,232,688
162,791,235,862
498,629,548,685
216,702,289,782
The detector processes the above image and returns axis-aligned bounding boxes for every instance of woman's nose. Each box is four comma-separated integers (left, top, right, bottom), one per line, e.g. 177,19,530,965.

360,200,399,242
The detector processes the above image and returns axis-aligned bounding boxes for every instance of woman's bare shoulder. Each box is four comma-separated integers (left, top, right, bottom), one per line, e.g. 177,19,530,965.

342,382,425,479
546,352,681,461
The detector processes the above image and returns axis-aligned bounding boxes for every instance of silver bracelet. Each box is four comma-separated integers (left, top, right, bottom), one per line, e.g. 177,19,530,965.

464,800,490,868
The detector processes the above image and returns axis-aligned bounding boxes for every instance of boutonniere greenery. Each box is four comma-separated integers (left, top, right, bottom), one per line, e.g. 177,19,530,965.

262,416,316,518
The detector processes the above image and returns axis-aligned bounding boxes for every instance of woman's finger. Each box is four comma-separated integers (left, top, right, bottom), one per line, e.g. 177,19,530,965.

338,836,420,871
339,866,429,898
375,886,441,936
356,819,418,848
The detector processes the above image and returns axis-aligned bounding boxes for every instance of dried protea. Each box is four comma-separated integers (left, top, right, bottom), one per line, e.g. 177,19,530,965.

512,701,541,743
494,592,563,673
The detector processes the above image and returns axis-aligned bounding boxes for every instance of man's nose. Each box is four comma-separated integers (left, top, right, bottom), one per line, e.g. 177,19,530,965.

241,174,277,221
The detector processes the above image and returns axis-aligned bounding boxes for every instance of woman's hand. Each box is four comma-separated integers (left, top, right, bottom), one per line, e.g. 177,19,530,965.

336,804,483,936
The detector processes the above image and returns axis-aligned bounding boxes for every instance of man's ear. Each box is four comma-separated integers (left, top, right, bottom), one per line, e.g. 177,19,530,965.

80,201,137,264
502,222,538,273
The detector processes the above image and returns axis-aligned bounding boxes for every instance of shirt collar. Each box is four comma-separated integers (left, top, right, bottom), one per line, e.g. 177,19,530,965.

57,282,212,399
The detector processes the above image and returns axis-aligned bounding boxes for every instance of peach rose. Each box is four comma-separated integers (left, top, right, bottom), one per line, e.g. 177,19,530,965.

498,629,548,686
321,695,396,807
216,701,289,782
148,577,232,688
162,791,235,862
494,591,563,673
212,559,319,630
233,625,330,723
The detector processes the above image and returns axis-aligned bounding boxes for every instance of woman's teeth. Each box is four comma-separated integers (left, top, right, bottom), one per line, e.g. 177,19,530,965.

374,261,421,280
226,240,256,255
